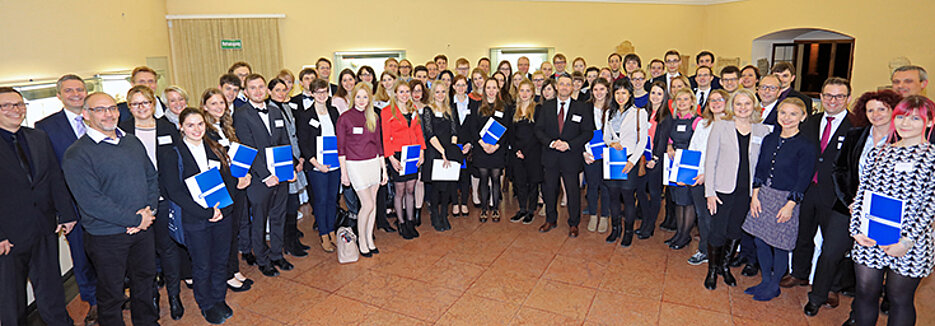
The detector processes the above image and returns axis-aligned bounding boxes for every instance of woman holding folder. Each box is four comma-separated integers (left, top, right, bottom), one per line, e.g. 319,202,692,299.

849,96,935,326
472,78,513,222
381,80,426,239
295,79,342,252
421,81,462,231
602,78,648,247
159,108,250,324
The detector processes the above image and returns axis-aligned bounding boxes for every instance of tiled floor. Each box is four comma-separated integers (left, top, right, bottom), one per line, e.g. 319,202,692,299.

66,195,935,325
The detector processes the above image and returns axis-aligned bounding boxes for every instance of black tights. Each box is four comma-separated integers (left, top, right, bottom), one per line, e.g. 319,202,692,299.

478,168,502,212
393,179,417,223
853,263,921,326
673,205,696,244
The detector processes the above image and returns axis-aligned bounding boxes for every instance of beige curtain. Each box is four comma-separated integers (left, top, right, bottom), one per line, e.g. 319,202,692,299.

167,18,283,99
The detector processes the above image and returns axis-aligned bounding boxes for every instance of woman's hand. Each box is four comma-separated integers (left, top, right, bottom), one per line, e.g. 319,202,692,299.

881,237,913,258
610,142,623,151
516,150,525,159
707,195,722,215
236,174,252,189
583,151,595,164
389,156,402,173
295,157,305,172
646,159,657,169
341,172,350,187
750,195,762,218
209,203,223,222
692,173,705,186
622,161,634,174
380,170,389,185
666,145,676,159
776,201,796,223
853,234,876,247
416,151,424,167
462,143,472,153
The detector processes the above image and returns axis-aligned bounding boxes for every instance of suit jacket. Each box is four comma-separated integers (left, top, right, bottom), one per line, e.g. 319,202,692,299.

0,127,76,250
760,102,779,127
34,110,79,164
534,98,594,171
704,120,772,197
232,99,292,197
800,111,851,207
778,88,813,113
294,100,341,171
157,138,236,229
689,75,721,90
832,126,871,215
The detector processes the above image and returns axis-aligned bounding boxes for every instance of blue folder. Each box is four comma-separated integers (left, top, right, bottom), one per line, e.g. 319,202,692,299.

184,167,234,209
265,145,295,181
456,144,467,169
587,130,605,160
860,192,903,246
400,144,421,175
669,149,702,186
479,117,506,145
227,142,257,178
603,147,628,180
643,139,653,161
317,136,339,167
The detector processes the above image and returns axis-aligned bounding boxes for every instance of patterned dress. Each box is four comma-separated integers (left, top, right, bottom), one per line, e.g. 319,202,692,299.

849,143,935,278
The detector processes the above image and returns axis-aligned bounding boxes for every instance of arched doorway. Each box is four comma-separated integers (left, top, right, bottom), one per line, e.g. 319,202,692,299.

752,28,854,97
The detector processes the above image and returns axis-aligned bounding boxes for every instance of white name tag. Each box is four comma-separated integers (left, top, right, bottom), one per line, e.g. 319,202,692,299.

837,135,845,150
208,160,221,170
302,98,312,109
157,135,172,145
435,111,444,118
895,162,914,173
352,127,363,135
765,125,775,133
308,118,320,128
676,125,687,132
275,120,284,128
218,139,230,147
494,111,504,118
752,136,763,144
288,103,298,110
464,110,470,115
571,115,582,123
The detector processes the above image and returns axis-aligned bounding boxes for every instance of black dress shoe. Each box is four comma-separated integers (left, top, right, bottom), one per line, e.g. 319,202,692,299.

227,280,252,292
297,239,311,250
184,279,194,289
522,212,535,224
637,230,653,240
259,264,279,277
669,238,690,250
880,295,890,315
202,305,227,324
804,301,821,317
297,229,305,238
169,295,184,320
839,287,856,298
242,252,257,266
359,249,373,258
509,211,525,223
271,258,294,271
153,291,160,316
284,245,308,258
156,273,165,288
380,223,397,233
741,263,759,276
370,247,380,254
219,301,233,319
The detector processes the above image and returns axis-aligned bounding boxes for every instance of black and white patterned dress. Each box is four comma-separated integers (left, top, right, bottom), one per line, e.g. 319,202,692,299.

849,143,935,278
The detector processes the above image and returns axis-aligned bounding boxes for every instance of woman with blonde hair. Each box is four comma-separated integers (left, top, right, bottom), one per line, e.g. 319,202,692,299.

421,81,462,231
381,80,426,239
507,79,542,224
163,85,189,127
373,71,397,108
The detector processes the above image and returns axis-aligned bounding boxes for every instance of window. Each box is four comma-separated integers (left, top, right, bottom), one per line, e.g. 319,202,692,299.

771,43,796,67
489,47,554,76
796,40,854,96
331,50,406,79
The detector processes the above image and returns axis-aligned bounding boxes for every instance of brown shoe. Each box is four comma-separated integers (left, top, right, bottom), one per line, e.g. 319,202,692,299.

568,226,579,238
826,292,840,308
84,305,98,326
321,235,335,252
538,222,556,233
779,275,809,288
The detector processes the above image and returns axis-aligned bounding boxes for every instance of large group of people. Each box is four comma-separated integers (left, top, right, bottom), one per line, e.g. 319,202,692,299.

0,48,932,326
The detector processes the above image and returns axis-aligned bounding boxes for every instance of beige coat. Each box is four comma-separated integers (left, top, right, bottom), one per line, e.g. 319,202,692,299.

704,119,772,197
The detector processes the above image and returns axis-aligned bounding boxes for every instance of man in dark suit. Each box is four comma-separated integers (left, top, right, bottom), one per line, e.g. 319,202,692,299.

689,51,722,89
33,74,99,325
757,75,782,127
233,74,294,277
316,58,339,96
771,62,814,113
784,78,853,317
117,66,167,122
535,75,594,237
0,87,76,326
692,66,718,109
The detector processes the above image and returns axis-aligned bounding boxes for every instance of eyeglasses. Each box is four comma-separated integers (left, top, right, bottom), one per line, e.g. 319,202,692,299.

86,106,119,113
822,93,848,101
359,73,372,77
128,100,153,108
709,98,726,103
758,85,779,92
665,59,680,64
313,89,328,95
630,77,645,82
721,77,739,83
0,102,27,112
399,66,411,69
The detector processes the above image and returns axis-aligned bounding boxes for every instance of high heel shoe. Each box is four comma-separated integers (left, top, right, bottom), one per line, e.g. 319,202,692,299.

491,209,501,223
479,210,488,223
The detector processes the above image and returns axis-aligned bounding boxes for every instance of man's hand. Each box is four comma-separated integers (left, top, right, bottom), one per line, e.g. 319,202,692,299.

209,203,223,222
237,174,252,189
56,221,77,235
265,176,280,187
0,240,13,255
136,206,155,230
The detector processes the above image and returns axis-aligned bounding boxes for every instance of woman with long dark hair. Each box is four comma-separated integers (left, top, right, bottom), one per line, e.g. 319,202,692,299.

582,77,612,233
602,78,648,247
472,78,513,222
332,69,357,114
450,75,477,218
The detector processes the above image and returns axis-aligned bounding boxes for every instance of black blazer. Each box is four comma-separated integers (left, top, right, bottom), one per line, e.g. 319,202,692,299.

689,75,721,90
157,139,236,228
761,102,779,127
534,98,594,171
649,113,673,169
832,126,872,215
452,99,480,147
294,100,340,171
232,100,292,194
779,88,813,113
0,128,76,250
117,99,167,123
800,111,851,206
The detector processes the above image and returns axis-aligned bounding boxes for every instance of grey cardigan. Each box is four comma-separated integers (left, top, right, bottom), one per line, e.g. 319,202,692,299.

703,119,771,197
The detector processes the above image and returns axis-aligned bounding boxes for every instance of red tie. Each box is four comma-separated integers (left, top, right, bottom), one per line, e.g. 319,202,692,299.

813,116,835,183
558,102,565,134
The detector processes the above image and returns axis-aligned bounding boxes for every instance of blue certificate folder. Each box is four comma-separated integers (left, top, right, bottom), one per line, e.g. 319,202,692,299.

317,136,339,167
456,144,467,169
479,117,506,145
184,167,233,209
586,130,605,160
227,142,257,178
668,149,701,186
400,145,421,175
265,145,295,181
602,147,628,180
859,191,904,246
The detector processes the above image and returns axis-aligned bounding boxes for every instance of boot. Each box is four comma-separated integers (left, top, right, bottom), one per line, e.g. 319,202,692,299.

398,221,413,240
169,294,184,320
605,217,621,243
597,216,609,233
704,245,719,290
620,220,635,247
321,234,335,252
328,231,336,245
431,208,442,231
587,215,598,232
440,206,452,231
727,238,744,267
721,239,739,287
414,208,422,226
409,220,420,238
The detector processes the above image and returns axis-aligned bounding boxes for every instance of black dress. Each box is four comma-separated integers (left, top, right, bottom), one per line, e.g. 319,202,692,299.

420,108,462,181
471,104,514,169
508,113,543,183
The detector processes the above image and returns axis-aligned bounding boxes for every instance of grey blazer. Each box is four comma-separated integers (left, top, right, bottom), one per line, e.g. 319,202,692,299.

704,120,771,197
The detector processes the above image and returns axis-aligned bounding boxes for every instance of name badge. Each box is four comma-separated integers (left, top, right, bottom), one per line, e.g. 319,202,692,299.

275,119,284,128
288,102,298,110
572,115,582,123
751,136,763,144
208,160,221,170
494,111,504,118
435,111,444,118
302,98,312,109
157,135,172,145
765,125,775,133
676,125,687,132
308,118,321,128
464,110,470,115
895,162,914,173
352,127,364,135
218,139,230,147
837,135,845,150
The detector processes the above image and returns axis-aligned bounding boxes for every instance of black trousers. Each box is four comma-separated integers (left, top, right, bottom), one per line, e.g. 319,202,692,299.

234,189,252,254
184,219,232,311
791,185,827,280
153,200,181,297
450,167,471,206
85,230,157,326
636,166,663,234
543,166,582,226
708,190,749,247
0,234,73,326
511,159,540,213
228,190,247,278
248,184,287,266
284,193,300,246
807,209,854,304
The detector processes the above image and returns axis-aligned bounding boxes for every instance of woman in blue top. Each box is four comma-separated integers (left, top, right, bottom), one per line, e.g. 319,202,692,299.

743,98,817,301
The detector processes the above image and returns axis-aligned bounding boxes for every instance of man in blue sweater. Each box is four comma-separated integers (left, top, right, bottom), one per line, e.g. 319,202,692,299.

63,92,160,326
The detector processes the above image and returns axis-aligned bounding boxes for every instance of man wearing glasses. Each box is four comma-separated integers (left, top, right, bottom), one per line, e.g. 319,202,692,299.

316,57,339,96
62,92,160,326
757,75,783,127
651,50,683,91
117,66,167,122
0,87,76,326
771,62,814,113
692,66,716,109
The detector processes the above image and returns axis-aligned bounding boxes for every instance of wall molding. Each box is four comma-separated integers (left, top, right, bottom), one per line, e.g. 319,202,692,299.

165,14,286,19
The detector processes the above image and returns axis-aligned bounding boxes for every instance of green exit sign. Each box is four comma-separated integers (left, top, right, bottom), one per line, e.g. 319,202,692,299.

221,39,242,50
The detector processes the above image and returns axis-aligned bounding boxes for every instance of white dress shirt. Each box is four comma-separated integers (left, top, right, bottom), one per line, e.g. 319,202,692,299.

63,109,85,138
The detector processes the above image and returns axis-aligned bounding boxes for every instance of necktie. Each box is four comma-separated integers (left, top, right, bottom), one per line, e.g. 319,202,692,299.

75,116,86,137
697,90,706,107
813,116,835,183
256,106,269,114
11,133,32,183
558,102,565,134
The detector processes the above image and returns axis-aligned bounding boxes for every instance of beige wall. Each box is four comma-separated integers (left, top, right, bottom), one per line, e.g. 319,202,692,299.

0,0,169,84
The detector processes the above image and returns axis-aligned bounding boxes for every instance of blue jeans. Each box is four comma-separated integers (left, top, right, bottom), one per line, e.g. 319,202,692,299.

583,160,610,217
308,169,341,235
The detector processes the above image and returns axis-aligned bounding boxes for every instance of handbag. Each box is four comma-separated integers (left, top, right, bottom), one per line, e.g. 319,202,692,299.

166,146,186,246
335,226,359,264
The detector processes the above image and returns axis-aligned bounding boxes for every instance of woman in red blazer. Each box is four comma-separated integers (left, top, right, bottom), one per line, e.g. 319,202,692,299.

381,80,426,239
